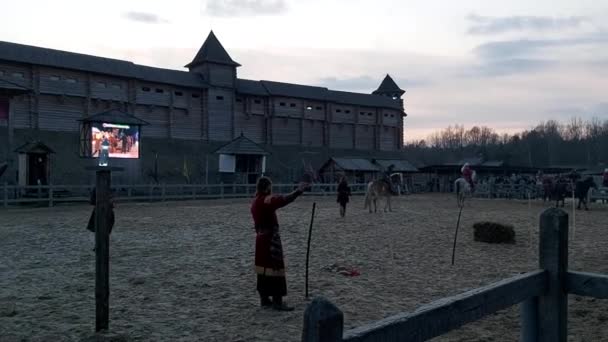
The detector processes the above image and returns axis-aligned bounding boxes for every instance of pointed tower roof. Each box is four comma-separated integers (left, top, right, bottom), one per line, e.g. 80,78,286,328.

372,74,405,96
186,31,241,68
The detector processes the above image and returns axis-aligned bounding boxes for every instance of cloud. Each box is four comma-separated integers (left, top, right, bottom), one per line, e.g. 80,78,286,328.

467,13,588,35
473,33,608,60
123,11,169,24
204,0,287,17
465,58,555,77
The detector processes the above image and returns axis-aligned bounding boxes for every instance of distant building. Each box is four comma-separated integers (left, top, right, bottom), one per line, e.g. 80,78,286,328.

0,31,408,185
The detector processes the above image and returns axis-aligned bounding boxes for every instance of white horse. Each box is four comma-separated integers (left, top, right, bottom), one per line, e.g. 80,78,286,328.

364,180,393,213
454,171,477,207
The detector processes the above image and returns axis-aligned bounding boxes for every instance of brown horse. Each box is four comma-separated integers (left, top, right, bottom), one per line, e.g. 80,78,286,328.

364,180,393,213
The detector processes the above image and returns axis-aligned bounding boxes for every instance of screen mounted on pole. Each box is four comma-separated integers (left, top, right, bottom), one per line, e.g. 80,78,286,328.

91,122,140,159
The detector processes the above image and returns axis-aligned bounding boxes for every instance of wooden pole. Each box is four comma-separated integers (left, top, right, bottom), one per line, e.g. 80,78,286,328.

571,184,576,242
451,200,465,266
49,183,54,207
305,202,317,299
3,182,7,208
95,169,112,332
537,207,568,342
520,296,539,342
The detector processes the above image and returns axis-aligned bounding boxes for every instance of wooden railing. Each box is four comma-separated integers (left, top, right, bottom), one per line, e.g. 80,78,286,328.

0,182,370,207
590,186,608,202
302,208,608,342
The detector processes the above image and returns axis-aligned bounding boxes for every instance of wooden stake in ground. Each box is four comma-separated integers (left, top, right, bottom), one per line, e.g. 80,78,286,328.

95,169,111,332
451,199,465,266
86,166,122,332
571,182,576,242
305,202,317,299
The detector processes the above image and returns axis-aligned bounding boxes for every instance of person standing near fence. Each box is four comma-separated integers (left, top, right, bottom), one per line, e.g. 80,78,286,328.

336,177,351,218
251,177,308,311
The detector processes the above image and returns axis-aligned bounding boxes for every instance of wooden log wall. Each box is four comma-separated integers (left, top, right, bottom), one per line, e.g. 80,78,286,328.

0,60,404,150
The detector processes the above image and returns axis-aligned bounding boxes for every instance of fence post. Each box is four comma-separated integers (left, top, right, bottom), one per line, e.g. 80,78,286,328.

48,183,54,207
520,296,538,342
3,182,7,208
94,169,112,331
301,297,343,342
161,183,166,202
220,182,224,199
537,207,568,342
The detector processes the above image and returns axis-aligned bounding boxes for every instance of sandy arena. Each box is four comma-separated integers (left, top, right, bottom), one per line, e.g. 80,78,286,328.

1,193,607,341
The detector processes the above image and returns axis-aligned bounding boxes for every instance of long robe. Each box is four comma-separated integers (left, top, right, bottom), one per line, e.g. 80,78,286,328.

250,191,301,297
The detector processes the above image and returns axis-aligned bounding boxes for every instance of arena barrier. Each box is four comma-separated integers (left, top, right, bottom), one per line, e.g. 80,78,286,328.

302,208,608,342
0,182,370,207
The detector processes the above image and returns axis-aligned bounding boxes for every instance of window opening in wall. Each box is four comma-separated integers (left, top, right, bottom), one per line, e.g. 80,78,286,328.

384,114,388,117
336,109,341,113
315,106,322,110
155,88,164,93
345,110,351,113
290,103,296,107
216,95,224,100
279,102,286,106
254,99,261,104
66,78,78,84
192,93,200,98
368,113,373,116
142,87,151,92
390,114,395,117
360,112,365,115
236,98,243,102
50,75,61,81
175,91,183,96
306,106,312,110
12,72,24,78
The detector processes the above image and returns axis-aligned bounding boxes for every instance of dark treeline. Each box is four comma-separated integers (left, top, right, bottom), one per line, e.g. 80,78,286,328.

404,118,608,168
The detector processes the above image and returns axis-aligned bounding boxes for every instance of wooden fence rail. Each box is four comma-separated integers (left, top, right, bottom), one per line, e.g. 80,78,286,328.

0,183,370,207
302,208,608,342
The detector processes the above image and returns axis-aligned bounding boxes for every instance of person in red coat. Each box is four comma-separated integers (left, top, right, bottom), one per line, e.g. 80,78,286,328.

251,177,309,311
461,163,475,192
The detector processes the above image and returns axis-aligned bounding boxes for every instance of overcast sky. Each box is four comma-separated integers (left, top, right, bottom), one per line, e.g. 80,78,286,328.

2,0,607,141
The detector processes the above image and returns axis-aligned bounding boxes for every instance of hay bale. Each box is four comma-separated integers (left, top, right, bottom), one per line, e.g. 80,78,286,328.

473,221,515,244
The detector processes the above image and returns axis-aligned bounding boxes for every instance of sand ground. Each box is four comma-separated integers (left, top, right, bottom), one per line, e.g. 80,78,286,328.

1,193,607,341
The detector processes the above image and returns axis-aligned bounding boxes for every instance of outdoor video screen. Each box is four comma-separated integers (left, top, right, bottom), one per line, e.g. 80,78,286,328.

91,122,140,159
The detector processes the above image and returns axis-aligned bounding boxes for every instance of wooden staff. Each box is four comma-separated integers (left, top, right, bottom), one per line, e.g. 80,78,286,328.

451,199,465,266
571,182,576,242
305,202,317,299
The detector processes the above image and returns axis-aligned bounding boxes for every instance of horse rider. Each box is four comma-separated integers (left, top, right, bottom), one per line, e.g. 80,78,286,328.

603,168,608,187
461,163,475,192
382,165,395,191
